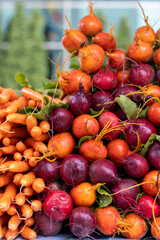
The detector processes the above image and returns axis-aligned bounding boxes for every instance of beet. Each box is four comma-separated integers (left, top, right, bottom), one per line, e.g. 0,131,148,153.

148,140,160,169
92,91,115,111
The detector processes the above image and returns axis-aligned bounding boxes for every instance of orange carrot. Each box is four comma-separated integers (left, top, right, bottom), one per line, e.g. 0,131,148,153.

20,171,36,187
32,133,49,142
4,127,28,138
0,183,17,211
30,200,42,212
21,87,44,102
6,96,28,115
0,161,13,174
39,120,50,133
0,122,12,133
8,214,22,231
7,206,17,216
20,225,37,240
33,150,41,157
16,141,27,153
32,178,45,193
24,216,34,227
6,113,27,125
13,173,23,187
15,193,26,206
24,137,47,153
30,126,42,138
0,172,14,187
8,161,31,173
23,148,34,159
0,214,10,239
28,157,38,167
2,137,20,146
26,115,38,132
0,88,18,104
1,145,17,155
5,228,19,240
22,187,34,197
20,204,33,219
13,152,23,161
28,100,37,108
2,225,7,239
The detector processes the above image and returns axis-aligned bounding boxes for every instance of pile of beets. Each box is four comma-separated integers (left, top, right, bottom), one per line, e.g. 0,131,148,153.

33,0,160,239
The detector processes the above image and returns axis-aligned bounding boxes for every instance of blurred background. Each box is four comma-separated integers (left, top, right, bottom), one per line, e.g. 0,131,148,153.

0,0,160,89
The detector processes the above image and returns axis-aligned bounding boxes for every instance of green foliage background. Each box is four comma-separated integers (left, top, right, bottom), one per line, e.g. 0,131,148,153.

0,2,48,89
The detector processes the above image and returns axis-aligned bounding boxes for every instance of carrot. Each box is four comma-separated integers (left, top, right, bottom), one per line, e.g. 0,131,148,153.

33,150,41,157
39,120,50,133
13,173,23,187
30,126,42,138
23,148,34,160
6,113,27,125
0,88,18,104
24,216,34,227
32,178,45,193
4,127,28,138
0,183,17,211
26,115,38,132
2,225,7,239
24,137,47,153
7,206,17,216
13,152,22,161
2,137,20,146
28,157,38,167
15,193,26,206
20,225,37,240
20,204,33,219
32,133,49,142
0,214,10,239
0,161,13,173
28,100,37,108
1,145,17,155
5,228,19,240
30,200,42,212
6,96,28,115
16,141,27,153
0,122,12,133
8,214,22,231
0,172,14,187
0,150,3,158
20,171,36,187
22,187,34,197
21,87,44,103
8,161,31,173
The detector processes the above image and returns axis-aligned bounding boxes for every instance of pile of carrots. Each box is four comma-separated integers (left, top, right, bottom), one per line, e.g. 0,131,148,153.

0,86,62,240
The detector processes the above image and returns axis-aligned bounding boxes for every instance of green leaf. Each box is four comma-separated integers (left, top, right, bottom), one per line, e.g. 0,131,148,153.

18,106,39,114
115,95,138,119
69,55,80,69
140,133,156,156
136,192,146,202
102,56,109,69
89,108,103,116
96,186,112,208
15,72,33,88
78,136,94,148
138,107,149,119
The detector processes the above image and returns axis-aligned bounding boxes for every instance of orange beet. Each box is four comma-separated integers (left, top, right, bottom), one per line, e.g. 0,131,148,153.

142,170,160,197
134,26,156,45
79,139,107,163
151,216,160,239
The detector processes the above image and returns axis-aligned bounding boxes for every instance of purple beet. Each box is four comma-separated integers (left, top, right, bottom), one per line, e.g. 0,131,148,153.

125,119,157,146
156,69,160,84
148,140,160,169
92,91,115,111
89,159,119,186
68,83,91,116
111,178,140,210
123,153,149,178
129,63,155,87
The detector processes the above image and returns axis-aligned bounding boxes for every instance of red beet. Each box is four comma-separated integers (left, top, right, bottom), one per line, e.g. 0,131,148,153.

111,178,140,210
123,153,149,178
89,158,119,186
156,69,160,85
43,190,73,221
60,154,88,186
69,207,96,238
46,181,62,195
137,195,160,220
92,69,118,91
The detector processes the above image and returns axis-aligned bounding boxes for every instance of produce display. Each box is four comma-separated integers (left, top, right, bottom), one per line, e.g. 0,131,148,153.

1,0,160,239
